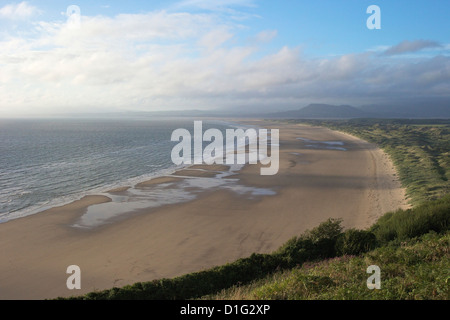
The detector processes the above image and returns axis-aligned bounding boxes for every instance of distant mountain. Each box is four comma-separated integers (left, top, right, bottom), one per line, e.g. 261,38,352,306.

262,101,450,119
358,104,450,118
55,101,449,119
265,104,373,119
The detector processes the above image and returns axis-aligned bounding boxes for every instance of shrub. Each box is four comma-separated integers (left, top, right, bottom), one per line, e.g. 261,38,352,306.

275,237,314,266
276,218,344,262
371,195,450,244
302,218,344,258
302,218,343,243
335,229,378,256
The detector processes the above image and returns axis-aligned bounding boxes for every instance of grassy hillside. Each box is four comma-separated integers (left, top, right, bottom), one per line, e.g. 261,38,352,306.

204,232,449,300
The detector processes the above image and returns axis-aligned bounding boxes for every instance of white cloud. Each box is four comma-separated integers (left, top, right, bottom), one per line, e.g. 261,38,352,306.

198,28,234,50
0,1,39,20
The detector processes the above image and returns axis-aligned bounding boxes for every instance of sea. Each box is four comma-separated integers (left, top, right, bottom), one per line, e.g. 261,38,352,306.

0,117,247,224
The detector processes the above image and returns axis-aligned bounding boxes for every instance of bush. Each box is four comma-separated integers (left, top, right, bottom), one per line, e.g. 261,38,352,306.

275,238,314,266
276,218,345,263
370,195,450,244
302,218,344,258
335,229,378,256
302,218,343,243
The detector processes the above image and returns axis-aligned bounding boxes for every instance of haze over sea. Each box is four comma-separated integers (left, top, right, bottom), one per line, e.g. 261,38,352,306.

0,118,237,223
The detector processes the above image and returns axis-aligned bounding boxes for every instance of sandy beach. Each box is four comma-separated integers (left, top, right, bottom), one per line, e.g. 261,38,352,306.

0,120,409,300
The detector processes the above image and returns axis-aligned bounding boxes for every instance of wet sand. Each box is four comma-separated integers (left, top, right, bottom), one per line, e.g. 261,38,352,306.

0,121,409,299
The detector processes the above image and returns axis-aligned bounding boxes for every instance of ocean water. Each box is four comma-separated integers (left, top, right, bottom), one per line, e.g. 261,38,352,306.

0,118,240,223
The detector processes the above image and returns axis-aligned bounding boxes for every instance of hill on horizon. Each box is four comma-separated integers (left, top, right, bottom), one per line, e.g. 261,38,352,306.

264,104,373,119
263,102,450,119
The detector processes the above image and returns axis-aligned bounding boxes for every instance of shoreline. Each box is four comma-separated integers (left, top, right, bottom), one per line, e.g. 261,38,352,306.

0,119,409,299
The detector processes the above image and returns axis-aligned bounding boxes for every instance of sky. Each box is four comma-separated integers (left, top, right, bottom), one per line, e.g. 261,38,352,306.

0,0,449,116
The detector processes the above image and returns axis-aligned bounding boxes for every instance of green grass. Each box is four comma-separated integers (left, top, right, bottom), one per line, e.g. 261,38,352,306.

205,232,449,300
